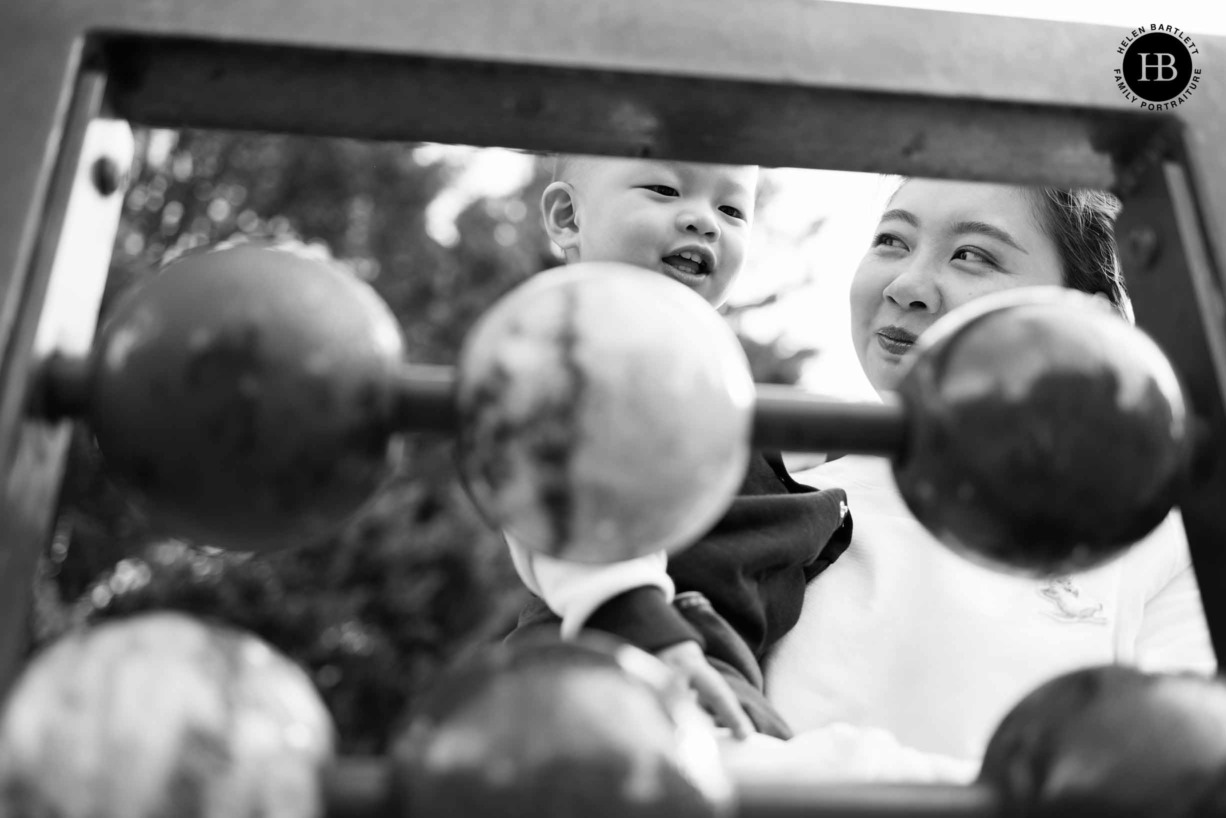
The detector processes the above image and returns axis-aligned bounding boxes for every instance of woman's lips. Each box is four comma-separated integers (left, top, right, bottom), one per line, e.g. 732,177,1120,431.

876,327,918,356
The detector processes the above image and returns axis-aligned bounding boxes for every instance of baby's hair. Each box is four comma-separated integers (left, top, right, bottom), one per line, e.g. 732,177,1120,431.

1027,188,1133,323
551,154,596,184
551,153,765,220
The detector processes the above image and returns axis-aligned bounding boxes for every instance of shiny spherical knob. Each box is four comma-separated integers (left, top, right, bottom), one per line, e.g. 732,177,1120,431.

456,263,754,563
895,287,1190,575
982,665,1226,817
89,243,406,552
391,635,732,818
0,612,335,818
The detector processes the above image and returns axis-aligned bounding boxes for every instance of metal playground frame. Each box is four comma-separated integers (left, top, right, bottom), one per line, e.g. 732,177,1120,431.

2,2,1225,815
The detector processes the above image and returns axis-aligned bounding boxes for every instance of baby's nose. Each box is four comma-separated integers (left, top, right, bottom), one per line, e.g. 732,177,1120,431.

678,208,720,239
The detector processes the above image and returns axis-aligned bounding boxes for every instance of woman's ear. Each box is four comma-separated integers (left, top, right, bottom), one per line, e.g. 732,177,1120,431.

541,181,580,253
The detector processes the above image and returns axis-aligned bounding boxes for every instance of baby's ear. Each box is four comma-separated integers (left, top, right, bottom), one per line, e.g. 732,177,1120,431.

541,181,580,252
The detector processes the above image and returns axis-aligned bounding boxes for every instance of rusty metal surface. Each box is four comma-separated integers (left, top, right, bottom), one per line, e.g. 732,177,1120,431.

0,68,130,692
99,34,1142,187
9,0,1203,102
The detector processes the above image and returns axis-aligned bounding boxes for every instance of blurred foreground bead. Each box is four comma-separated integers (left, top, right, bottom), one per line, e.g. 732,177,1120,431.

89,243,406,552
392,635,732,818
895,288,1190,575
981,665,1226,818
0,612,335,818
457,263,754,563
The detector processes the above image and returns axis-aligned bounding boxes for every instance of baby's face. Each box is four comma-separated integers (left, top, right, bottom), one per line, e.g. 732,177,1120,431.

569,158,757,306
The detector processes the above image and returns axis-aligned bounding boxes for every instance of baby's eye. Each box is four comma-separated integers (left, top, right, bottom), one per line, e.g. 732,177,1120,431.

720,205,747,221
642,185,680,197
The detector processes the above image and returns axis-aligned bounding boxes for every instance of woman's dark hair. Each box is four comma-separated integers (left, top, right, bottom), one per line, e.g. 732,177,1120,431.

1027,188,1134,322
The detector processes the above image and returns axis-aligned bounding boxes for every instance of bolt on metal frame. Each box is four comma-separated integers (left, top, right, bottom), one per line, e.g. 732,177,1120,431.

2,2,1226,815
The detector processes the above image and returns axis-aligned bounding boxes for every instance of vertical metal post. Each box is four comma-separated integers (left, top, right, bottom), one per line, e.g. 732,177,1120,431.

0,69,131,693
1117,155,1226,662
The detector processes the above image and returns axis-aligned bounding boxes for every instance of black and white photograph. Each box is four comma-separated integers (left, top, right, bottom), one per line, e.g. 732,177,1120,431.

1,1,1224,816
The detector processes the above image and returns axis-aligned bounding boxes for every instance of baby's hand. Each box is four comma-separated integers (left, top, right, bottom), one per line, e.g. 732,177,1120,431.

655,640,754,740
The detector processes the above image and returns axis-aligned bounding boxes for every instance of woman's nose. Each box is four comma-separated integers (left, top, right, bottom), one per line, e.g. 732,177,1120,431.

882,258,940,313
677,207,720,240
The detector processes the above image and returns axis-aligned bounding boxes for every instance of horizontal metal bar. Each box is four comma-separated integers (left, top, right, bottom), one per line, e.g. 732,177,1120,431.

735,781,1000,818
753,384,905,456
387,365,459,435
321,757,999,818
323,757,393,818
31,359,904,456
39,0,1225,110
96,34,1156,188
26,352,92,421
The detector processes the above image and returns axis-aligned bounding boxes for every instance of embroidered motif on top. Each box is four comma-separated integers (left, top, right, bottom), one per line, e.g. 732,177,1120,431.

1038,576,1108,625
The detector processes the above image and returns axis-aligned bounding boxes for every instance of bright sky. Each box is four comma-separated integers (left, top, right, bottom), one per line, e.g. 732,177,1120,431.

429,0,1226,399
844,0,1226,32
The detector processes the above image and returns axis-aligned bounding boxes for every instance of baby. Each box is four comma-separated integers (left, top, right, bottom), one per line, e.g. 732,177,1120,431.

506,154,852,738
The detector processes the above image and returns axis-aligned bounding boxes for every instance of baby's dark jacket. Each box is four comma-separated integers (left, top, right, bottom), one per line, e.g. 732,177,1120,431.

508,450,852,738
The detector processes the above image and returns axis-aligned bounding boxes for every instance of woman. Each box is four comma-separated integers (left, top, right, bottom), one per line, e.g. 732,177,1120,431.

753,178,1214,777
509,177,1215,778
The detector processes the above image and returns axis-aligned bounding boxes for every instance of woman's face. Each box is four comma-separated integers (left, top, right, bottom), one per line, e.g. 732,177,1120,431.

850,179,1065,393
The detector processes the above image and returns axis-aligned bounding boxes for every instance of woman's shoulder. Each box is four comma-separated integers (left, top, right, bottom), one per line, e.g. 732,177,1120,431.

1123,509,1191,565
1109,509,1194,598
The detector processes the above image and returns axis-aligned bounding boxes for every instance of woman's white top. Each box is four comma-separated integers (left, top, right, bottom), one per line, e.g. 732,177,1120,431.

765,454,1216,765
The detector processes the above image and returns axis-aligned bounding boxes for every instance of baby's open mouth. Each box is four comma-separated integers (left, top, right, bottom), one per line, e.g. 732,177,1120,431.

663,250,710,278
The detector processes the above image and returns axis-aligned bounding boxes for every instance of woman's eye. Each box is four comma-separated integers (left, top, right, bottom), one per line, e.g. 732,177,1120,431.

642,185,679,197
720,205,746,221
872,233,906,250
953,247,997,266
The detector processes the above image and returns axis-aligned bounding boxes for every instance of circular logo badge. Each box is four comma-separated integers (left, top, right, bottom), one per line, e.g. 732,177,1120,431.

1121,32,1193,102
